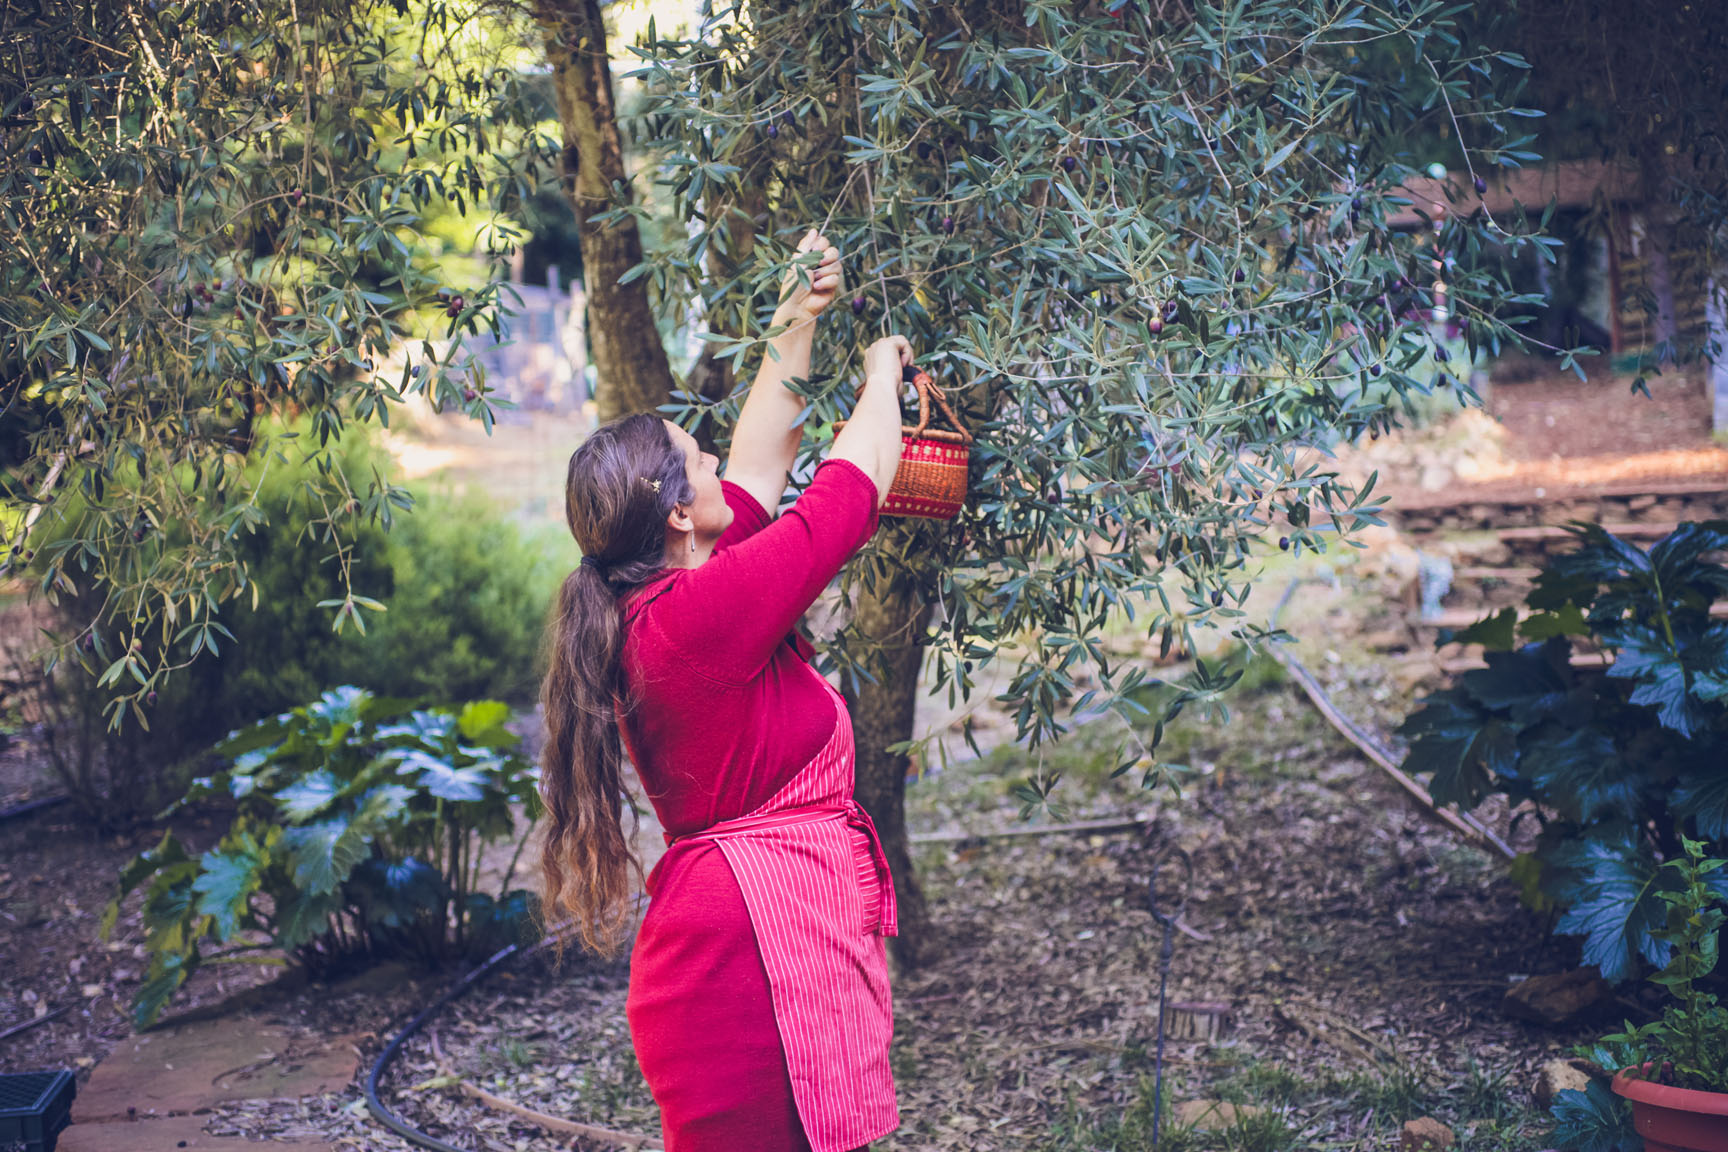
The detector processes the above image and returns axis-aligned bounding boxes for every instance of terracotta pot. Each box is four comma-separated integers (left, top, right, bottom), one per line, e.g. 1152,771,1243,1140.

1613,1068,1728,1152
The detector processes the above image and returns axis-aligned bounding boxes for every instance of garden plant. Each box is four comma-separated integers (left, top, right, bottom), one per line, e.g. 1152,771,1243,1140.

1401,522,1728,981
104,686,543,1027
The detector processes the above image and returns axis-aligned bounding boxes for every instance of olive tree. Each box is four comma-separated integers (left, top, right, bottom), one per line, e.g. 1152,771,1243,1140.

633,0,1547,962
0,0,557,721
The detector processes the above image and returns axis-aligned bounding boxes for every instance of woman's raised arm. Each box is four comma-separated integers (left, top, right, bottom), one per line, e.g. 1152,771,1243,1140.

723,230,842,515
829,336,910,506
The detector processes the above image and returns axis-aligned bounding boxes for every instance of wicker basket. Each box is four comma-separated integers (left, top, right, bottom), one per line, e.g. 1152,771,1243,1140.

884,366,973,519
835,364,974,520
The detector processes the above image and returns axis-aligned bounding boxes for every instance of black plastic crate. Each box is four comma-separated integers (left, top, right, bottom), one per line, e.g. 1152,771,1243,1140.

0,1070,75,1152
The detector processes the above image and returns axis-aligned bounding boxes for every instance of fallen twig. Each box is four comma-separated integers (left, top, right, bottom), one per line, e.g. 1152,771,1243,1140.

911,812,1155,845
1274,650,1516,861
0,1005,70,1043
428,1028,659,1150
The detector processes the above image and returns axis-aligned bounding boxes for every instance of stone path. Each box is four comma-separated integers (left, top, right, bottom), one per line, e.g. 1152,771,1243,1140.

59,1013,356,1151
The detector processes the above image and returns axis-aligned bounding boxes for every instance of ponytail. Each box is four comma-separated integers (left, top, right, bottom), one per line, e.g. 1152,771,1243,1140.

538,413,694,956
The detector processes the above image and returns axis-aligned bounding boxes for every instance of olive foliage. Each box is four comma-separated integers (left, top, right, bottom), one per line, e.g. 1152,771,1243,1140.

632,0,1550,780
0,0,556,723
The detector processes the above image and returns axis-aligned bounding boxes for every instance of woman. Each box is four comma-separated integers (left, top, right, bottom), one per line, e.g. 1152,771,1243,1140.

539,228,910,1152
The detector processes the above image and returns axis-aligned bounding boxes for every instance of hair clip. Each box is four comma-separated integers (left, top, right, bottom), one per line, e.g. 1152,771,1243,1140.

642,477,662,493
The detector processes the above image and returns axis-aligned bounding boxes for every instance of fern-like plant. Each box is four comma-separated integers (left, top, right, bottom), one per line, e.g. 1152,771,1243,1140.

103,687,542,1027
1400,521,1728,981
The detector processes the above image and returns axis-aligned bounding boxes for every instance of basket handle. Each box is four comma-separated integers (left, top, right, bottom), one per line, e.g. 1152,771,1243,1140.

902,365,974,445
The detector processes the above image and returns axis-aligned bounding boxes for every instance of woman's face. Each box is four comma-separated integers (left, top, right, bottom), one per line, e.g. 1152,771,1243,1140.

663,420,733,543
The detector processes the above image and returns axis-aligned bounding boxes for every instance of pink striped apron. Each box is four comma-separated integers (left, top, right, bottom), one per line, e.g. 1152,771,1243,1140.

664,678,899,1152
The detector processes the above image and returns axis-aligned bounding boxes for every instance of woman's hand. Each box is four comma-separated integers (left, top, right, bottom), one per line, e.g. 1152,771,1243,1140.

831,334,911,506
775,229,842,327
862,335,914,387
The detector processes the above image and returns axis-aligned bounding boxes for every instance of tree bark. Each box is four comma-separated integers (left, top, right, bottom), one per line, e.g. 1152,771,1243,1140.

844,574,938,971
535,0,674,421
1639,154,1683,361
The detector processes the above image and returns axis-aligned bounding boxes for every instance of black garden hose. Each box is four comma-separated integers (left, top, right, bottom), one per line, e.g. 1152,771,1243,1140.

364,917,593,1152
364,940,526,1152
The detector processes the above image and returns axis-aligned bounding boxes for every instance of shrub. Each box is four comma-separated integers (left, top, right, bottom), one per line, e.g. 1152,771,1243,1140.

104,686,542,1028
1399,521,1728,982
17,428,566,825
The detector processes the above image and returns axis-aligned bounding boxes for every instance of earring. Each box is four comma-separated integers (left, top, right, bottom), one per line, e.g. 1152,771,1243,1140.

688,532,696,555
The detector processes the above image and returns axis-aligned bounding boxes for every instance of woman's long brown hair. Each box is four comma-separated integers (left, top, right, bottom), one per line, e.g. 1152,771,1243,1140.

539,413,694,955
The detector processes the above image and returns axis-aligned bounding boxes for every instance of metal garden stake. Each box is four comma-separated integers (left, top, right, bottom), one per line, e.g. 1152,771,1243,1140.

1147,848,1193,1152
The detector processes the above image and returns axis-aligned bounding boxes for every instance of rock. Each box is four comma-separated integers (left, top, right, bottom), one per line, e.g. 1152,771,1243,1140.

1500,970,1613,1026
1400,1117,1456,1152
1533,1058,1598,1107
1175,1100,1263,1131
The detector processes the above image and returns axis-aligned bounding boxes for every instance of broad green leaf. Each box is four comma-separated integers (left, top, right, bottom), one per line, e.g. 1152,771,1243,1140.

1550,829,1667,982
275,769,342,823
456,700,512,743
1455,607,1517,649
283,819,372,897
192,849,264,940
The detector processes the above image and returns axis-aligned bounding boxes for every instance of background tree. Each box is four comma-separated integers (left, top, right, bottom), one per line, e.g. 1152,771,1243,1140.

634,0,1547,964
529,0,681,420
1503,0,1727,358
1,0,556,719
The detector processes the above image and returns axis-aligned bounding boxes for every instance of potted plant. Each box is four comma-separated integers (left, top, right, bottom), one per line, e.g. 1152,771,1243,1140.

1604,836,1728,1152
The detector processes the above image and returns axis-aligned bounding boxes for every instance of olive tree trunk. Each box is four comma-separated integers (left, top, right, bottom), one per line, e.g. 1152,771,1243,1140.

534,0,675,420
844,577,938,970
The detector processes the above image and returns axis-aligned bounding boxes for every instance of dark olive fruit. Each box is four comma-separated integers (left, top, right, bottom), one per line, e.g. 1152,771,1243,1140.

1473,175,1487,195
1061,155,1076,172
463,387,478,402
27,146,43,165
1147,316,1164,335
289,188,303,204
18,94,33,114
147,691,158,706
1163,298,1179,320
1233,269,1246,283
916,142,932,161
766,123,778,138
1211,590,1223,607
851,295,866,315
1279,536,1290,551
1351,196,1362,211
942,216,955,234
1370,363,1383,377
82,635,95,651
410,364,423,378
1434,345,1449,362
781,108,794,124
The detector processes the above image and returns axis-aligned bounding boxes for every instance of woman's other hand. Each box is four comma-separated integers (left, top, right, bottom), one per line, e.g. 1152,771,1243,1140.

775,229,842,326
862,335,914,386
831,334,911,506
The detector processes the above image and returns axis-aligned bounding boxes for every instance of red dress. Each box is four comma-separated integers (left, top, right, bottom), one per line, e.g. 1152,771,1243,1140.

621,460,899,1152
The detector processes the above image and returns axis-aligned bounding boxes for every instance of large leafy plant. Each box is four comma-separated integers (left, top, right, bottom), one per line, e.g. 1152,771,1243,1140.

1550,839,1727,1152
1400,521,1728,981
104,687,542,1028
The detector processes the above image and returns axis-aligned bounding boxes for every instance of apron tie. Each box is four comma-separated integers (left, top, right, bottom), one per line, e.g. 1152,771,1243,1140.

665,801,898,938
